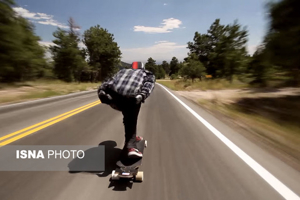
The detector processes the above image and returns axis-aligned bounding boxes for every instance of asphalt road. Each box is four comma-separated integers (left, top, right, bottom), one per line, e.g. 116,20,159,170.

0,84,300,200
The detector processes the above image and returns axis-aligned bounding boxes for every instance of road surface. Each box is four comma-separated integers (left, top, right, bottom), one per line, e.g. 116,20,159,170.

0,84,299,200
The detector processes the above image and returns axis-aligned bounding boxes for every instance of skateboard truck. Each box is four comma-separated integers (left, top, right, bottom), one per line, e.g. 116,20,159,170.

111,140,147,182
111,167,144,182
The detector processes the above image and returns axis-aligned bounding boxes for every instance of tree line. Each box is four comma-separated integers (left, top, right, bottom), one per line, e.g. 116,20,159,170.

1,0,299,87
0,0,122,83
50,18,121,82
0,0,47,82
144,0,300,86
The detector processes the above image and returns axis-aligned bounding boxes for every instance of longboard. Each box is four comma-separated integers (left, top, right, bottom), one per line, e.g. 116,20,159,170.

111,139,147,182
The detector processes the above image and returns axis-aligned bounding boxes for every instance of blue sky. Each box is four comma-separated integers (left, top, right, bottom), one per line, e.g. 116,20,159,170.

14,0,269,63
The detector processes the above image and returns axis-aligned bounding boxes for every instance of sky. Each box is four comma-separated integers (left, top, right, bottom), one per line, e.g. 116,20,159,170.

13,0,270,64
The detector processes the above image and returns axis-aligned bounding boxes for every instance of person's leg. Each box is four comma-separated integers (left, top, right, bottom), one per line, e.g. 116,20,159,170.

122,101,141,149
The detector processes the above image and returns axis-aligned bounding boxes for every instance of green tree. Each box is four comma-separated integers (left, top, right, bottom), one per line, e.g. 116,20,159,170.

206,19,227,76
156,64,166,79
248,45,273,86
218,21,248,82
187,19,249,82
16,18,47,81
180,53,206,82
161,61,170,75
50,18,86,82
0,0,46,82
83,25,121,81
187,32,211,73
265,0,300,85
145,57,157,75
169,57,180,76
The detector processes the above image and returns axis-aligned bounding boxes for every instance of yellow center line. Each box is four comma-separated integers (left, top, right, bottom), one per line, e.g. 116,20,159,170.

0,101,101,146
0,101,100,143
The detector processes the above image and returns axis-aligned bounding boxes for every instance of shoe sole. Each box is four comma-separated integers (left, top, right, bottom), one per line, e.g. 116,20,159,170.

128,152,143,158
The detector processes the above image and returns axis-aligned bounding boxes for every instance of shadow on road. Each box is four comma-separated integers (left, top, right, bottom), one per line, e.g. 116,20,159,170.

68,140,136,191
108,179,133,191
68,140,121,175
97,140,122,177
97,141,135,191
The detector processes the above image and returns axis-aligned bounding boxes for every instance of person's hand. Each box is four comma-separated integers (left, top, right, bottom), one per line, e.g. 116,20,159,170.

99,90,112,99
98,90,113,104
136,94,143,104
99,90,106,96
107,94,112,100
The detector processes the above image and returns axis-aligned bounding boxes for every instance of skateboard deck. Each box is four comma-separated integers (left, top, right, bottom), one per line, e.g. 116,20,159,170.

111,139,147,182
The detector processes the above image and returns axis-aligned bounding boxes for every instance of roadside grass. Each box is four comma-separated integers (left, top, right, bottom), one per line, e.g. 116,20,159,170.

160,78,300,165
157,72,295,91
201,98,300,141
197,98,300,161
0,79,100,105
157,78,248,91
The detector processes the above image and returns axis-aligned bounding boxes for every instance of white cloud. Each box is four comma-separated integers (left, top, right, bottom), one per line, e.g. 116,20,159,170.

121,41,188,63
13,7,70,29
38,41,55,47
164,3,167,6
38,19,69,29
38,41,54,60
13,7,41,19
39,41,86,49
134,18,182,33
78,42,86,49
247,45,258,55
155,41,168,44
45,51,53,60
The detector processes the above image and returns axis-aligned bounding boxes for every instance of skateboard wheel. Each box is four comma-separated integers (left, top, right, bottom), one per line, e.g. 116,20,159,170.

135,171,143,182
145,140,147,148
111,170,119,180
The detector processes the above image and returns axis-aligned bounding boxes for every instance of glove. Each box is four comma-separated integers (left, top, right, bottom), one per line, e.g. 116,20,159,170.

99,90,106,96
135,94,143,104
98,90,112,103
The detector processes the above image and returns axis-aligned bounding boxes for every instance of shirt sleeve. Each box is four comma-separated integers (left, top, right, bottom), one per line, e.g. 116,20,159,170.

98,69,125,92
140,71,156,101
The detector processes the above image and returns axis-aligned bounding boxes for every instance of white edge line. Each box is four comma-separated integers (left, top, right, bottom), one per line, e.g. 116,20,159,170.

157,83,300,200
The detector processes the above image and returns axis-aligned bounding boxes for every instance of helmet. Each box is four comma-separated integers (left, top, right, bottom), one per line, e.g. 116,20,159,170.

131,62,144,70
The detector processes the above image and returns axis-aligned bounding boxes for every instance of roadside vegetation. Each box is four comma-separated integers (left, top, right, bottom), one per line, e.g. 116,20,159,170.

0,80,99,105
157,78,248,90
195,94,300,169
0,0,123,103
157,0,300,168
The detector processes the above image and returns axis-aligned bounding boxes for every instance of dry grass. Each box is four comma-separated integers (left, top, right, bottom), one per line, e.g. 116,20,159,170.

200,99,300,144
170,85,300,166
157,78,248,91
0,80,100,105
159,78,300,166
197,99,300,162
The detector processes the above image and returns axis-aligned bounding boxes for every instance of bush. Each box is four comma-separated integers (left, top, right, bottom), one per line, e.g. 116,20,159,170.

170,74,178,80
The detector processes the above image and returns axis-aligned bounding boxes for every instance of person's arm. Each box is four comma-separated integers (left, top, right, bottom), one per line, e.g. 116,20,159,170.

97,69,122,103
139,71,155,102
98,68,127,93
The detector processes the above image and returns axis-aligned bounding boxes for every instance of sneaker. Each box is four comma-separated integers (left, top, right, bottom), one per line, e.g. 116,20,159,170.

128,148,143,158
136,136,143,141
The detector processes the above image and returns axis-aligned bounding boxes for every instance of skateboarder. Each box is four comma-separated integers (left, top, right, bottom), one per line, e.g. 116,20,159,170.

97,62,155,158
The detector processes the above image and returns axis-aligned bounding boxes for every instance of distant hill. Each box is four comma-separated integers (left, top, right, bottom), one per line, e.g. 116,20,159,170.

116,61,131,69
